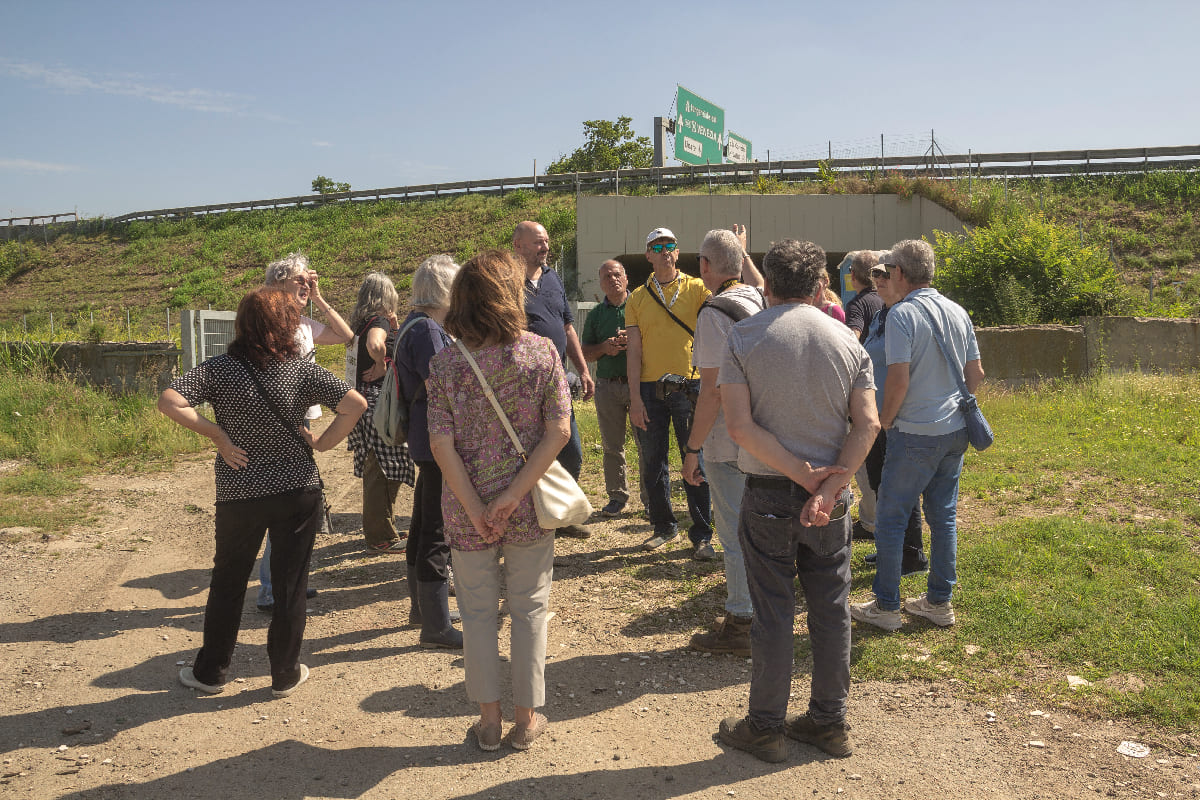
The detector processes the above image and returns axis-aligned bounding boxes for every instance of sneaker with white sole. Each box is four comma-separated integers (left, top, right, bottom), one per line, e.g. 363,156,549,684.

903,593,956,626
179,666,224,694
272,663,310,698
849,598,903,632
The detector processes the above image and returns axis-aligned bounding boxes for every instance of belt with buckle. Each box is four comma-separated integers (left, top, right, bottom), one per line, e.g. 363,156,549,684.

745,474,812,502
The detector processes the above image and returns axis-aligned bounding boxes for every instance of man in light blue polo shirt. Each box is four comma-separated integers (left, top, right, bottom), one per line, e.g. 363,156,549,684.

850,240,984,631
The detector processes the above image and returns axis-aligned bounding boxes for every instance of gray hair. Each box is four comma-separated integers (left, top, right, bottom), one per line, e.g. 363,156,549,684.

410,254,460,309
850,250,879,291
699,229,743,279
264,252,311,286
886,239,936,284
762,239,826,301
349,271,399,330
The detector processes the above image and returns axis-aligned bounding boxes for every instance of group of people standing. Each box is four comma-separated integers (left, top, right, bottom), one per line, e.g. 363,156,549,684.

580,227,984,763
158,218,983,760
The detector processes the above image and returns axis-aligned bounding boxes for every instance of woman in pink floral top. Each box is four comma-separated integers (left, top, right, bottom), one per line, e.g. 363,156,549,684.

427,249,570,752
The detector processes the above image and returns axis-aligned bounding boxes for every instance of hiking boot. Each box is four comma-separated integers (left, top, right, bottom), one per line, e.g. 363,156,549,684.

903,593,956,627
784,712,853,758
600,498,626,517
641,529,677,551
717,716,786,763
851,520,875,541
689,614,751,657
849,598,903,632
692,541,717,561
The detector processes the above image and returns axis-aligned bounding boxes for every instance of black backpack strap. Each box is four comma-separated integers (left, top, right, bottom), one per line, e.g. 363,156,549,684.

701,290,763,324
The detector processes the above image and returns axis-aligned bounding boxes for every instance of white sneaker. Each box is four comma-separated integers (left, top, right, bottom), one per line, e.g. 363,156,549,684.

849,598,903,632
179,667,224,694
272,663,310,698
904,593,956,626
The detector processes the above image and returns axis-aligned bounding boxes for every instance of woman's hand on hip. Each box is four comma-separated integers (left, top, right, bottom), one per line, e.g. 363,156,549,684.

214,432,249,470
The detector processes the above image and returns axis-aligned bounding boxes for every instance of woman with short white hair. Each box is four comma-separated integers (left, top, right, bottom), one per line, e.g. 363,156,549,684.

396,254,463,648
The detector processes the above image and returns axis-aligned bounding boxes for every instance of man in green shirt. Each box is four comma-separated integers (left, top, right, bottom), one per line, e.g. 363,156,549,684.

581,260,644,516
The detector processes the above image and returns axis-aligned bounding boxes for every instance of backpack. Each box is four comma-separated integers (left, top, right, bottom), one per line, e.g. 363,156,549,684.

372,316,424,446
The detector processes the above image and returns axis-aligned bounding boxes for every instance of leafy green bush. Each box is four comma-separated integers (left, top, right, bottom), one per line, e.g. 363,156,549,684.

933,211,1126,326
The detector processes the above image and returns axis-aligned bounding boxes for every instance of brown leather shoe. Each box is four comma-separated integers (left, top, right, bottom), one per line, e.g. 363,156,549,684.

689,614,751,657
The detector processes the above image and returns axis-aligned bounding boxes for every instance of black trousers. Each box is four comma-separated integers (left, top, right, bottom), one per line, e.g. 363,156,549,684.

406,460,451,582
864,431,925,553
193,488,321,690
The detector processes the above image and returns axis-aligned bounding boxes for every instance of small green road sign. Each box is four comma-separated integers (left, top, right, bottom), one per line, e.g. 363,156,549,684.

674,86,724,166
726,131,752,164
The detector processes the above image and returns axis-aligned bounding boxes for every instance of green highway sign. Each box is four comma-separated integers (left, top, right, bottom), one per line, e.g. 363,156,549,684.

674,86,724,166
726,131,752,164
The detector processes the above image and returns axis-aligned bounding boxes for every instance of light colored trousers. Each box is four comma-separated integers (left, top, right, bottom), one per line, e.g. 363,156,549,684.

707,459,753,617
452,534,554,709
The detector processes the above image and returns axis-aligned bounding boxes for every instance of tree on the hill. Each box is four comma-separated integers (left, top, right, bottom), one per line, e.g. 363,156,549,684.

311,175,351,194
546,117,653,174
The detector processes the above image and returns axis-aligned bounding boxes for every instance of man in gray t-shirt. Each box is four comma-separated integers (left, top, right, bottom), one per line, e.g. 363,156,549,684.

715,239,879,763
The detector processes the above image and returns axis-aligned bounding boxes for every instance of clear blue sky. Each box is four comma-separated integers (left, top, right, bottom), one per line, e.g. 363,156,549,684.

3,0,1197,219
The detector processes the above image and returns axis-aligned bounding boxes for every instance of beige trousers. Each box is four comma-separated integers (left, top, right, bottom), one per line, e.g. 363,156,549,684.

452,534,554,709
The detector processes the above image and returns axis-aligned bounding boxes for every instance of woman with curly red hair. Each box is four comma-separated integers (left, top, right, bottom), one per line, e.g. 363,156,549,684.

158,286,366,698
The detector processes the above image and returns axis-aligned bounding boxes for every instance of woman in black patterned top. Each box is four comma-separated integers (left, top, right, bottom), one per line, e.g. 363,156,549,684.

158,287,366,698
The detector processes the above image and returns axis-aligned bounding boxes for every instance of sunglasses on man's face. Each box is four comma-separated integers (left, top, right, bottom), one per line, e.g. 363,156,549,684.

649,242,678,253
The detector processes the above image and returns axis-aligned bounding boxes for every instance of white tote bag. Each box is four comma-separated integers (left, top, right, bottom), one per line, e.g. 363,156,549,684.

454,340,592,529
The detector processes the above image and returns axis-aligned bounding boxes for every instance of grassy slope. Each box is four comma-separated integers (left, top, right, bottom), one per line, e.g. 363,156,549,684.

1,173,1198,330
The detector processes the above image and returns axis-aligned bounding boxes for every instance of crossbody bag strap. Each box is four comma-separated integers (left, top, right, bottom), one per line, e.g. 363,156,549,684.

907,298,972,400
645,278,694,337
235,356,316,462
453,339,528,460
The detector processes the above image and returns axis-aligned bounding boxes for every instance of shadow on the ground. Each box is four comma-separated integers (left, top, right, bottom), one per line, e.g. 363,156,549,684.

57,741,803,800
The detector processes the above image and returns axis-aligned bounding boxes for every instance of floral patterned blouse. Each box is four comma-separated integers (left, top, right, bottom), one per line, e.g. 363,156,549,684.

426,331,571,551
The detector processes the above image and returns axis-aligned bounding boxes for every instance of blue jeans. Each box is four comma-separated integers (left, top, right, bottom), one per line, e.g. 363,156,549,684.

707,460,752,616
636,381,712,545
739,483,852,729
258,541,274,606
872,428,968,610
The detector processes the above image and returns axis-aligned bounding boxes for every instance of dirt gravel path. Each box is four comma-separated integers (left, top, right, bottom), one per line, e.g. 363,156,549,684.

1,445,1197,799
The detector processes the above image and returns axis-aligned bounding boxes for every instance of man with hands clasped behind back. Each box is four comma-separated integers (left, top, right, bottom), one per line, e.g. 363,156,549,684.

716,238,878,763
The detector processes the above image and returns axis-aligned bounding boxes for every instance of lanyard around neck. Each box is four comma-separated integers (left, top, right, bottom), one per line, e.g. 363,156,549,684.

649,272,681,309
717,278,741,295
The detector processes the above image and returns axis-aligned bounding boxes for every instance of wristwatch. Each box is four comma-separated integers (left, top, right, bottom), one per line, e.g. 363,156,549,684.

684,445,702,455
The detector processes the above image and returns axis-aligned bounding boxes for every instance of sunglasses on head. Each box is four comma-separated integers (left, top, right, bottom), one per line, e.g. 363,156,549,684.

649,242,678,253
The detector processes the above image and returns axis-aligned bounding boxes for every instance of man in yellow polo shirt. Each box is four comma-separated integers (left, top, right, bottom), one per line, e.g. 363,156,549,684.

627,227,713,554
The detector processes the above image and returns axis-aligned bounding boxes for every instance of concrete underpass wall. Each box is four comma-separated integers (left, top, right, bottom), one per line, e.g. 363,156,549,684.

2,342,181,394
576,193,967,300
977,317,1200,384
